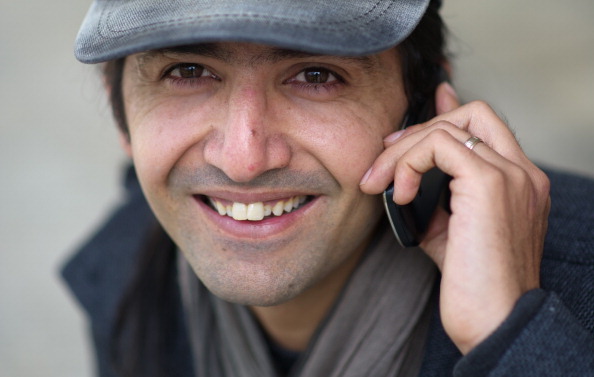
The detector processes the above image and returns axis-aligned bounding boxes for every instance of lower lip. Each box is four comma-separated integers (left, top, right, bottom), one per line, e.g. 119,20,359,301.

193,196,317,239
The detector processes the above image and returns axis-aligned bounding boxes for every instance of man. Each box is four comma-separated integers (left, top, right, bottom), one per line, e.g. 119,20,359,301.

63,0,594,376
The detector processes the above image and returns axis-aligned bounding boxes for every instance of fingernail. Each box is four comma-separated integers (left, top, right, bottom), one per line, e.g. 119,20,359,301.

384,129,405,143
359,167,373,185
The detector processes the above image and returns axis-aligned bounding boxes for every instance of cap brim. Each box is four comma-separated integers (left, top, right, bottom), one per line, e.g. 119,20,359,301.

75,0,430,63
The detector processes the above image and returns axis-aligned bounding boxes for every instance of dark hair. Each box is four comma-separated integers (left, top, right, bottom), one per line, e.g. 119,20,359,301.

106,2,447,376
102,58,128,138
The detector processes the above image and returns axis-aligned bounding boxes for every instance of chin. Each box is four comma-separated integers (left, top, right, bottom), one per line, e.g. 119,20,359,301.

204,278,305,307
192,256,322,307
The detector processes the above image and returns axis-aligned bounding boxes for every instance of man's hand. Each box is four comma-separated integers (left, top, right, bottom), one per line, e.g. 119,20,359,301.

360,83,551,354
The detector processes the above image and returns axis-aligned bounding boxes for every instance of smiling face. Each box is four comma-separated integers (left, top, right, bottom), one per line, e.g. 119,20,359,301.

121,42,407,306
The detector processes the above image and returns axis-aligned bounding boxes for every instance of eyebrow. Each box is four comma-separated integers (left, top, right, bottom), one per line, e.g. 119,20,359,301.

136,43,377,70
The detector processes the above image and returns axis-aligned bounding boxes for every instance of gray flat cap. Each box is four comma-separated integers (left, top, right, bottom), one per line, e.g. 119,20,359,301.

75,0,431,63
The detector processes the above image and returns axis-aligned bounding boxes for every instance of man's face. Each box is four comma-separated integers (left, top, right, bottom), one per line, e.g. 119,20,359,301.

122,42,407,306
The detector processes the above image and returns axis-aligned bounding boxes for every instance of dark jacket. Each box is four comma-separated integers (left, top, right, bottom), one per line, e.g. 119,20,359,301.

62,166,594,376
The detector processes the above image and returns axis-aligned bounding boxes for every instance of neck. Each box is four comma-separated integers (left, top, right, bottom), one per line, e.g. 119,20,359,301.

249,242,368,352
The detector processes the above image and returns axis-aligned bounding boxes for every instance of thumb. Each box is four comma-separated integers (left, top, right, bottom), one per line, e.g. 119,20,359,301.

435,82,460,115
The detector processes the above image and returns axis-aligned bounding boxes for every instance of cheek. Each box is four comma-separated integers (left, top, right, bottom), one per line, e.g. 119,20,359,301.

294,104,396,186
333,128,382,183
127,97,210,188
287,80,406,186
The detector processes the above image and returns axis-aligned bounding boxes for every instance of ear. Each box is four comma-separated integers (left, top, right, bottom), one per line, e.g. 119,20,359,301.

435,61,458,115
118,131,133,158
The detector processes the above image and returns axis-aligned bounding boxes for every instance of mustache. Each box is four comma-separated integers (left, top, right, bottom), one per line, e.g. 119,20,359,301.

169,165,339,192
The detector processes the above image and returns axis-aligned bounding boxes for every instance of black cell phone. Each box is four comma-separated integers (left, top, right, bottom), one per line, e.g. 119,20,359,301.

383,70,451,247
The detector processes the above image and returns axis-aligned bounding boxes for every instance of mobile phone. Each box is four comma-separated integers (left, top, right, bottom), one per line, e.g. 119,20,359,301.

382,70,451,247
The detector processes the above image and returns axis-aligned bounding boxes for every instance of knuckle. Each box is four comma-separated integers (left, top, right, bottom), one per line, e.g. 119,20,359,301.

430,120,462,135
431,120,455,130
482,166,507,188
509,164,530,183
532,169,551,198
394,155,406,173
426,127,454,142
467,100,495,115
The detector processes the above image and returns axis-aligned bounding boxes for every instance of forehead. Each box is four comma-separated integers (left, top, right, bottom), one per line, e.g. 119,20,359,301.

132,42,393,71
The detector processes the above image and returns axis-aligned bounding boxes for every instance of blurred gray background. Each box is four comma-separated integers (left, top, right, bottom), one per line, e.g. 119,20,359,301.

1,1,593,376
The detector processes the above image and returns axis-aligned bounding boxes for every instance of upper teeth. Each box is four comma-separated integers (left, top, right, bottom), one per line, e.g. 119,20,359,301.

208,196,307,221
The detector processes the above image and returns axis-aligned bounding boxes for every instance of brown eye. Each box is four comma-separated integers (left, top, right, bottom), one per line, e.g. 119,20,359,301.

295,67,338,84
168,63,210,78
303,68,330,83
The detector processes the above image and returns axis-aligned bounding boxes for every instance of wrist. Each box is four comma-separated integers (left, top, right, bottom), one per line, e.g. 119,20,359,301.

453,289,548,375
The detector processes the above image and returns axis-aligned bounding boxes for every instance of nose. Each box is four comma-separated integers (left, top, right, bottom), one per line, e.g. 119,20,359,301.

203,84,291,183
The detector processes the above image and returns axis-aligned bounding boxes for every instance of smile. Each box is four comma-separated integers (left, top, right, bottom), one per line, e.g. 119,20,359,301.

204,195,312,221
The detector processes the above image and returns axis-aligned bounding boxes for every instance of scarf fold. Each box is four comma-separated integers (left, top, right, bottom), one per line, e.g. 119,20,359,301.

179,226,436,377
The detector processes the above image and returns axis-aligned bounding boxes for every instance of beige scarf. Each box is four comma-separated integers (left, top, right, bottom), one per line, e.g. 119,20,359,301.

179,225,437,377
